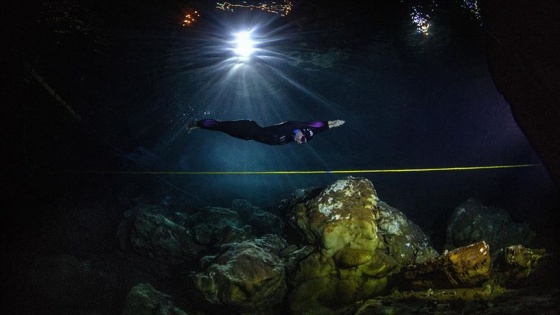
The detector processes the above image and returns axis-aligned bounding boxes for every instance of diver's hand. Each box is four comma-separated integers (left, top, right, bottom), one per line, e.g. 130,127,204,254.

186,119,199,133
328,120,345,128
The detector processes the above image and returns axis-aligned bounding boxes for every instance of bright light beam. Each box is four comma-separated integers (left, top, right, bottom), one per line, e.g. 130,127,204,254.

234,31,255,59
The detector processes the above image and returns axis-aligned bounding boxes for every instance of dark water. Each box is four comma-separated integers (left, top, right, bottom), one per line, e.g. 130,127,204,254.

131,1,556,233
4,0,557,238
2,0,559,311
5,0,557,232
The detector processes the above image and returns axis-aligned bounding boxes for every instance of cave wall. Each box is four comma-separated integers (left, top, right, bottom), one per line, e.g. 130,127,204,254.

481,0,560,189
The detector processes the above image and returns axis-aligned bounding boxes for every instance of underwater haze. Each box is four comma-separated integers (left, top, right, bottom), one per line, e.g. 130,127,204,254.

90,1,555,223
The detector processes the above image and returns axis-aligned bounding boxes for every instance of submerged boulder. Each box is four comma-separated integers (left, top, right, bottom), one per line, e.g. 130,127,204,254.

403,241,492,290
285,177,438,314
190,234,288,313
122,283,186,315
445,198,535,252
492,245,548,287
376,201,439,265
113,179,551,315
118,210,204,265
184,206,253,248
117,199,277,266
290,177,380,260
232,199,283,236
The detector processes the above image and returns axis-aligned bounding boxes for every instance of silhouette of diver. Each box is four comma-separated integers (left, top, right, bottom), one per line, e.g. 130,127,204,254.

186,119,345,145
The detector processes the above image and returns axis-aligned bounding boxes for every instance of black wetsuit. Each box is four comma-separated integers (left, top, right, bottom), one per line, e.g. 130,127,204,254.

195,119,330,145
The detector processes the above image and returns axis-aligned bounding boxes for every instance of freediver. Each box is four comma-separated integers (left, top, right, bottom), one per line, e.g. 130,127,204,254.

186,119,345,145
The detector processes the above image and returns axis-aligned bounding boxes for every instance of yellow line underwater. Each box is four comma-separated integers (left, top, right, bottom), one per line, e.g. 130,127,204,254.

85,164,542,175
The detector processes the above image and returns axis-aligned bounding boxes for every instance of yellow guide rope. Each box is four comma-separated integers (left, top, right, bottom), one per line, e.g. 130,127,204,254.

85,164,541,175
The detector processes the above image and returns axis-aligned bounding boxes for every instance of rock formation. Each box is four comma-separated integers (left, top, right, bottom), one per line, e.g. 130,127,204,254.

284,177,438,314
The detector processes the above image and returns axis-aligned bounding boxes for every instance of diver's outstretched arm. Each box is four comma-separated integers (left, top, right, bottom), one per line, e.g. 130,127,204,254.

328,120,345,128
186,119,200,133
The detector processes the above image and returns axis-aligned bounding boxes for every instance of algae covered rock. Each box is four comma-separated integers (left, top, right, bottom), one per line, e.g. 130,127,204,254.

287,177,397,314
290,177,380,259
492,245,547,287
283,177,440,314
403,241,492,289
191,234,288,313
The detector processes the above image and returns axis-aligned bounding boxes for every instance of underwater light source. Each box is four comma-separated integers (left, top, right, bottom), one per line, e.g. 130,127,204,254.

234,31,255,59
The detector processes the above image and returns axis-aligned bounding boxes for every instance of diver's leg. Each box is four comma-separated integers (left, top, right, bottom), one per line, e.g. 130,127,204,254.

198,119,263,140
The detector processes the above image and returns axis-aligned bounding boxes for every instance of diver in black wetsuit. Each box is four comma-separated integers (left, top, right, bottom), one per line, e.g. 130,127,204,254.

186,119,345,145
